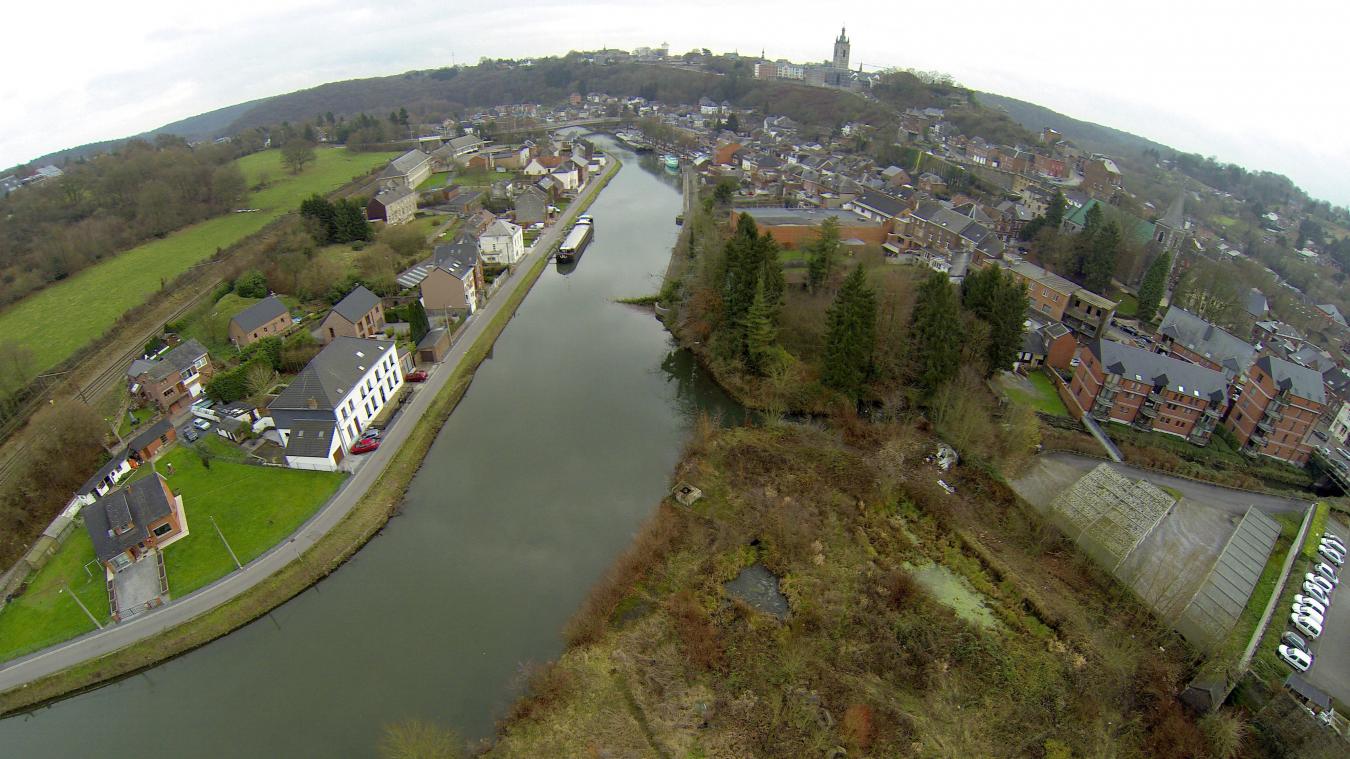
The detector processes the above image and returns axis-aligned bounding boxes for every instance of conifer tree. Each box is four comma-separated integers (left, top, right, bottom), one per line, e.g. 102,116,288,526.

1137,251,1170,323
1085,219,1121,294
822,265,877,398
742,277,778,375
806,216,841,293
911,270,963,392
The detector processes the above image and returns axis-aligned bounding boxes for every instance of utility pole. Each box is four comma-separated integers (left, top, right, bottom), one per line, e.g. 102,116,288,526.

209,515,243,570
64,584,103,630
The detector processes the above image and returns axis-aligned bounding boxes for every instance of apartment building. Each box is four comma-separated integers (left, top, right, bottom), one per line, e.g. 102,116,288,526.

1226,356,1327,466
1071,339,1227,445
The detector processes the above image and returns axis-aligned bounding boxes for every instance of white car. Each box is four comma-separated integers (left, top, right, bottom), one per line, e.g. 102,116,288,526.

1291,614,1323,639
1321,536,1346,554
1306,574,1335,595
1314,563,1339,585
1323,534,1346,549
1278,644,1313,672
1302,582,1331,605
193,418,211,431
1294,595,1327,615
1319,544,1346,567
1292,604,1325,624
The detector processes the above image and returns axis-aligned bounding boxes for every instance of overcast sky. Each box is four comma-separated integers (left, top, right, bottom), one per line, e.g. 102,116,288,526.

7,0,1348,206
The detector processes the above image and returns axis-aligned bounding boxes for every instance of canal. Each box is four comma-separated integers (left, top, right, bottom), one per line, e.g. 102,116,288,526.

0,138,741,756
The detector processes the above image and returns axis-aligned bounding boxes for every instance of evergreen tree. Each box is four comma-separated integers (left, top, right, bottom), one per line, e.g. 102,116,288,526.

333,198,374,243
806,216,841,293
961,267,1027,376
408,300,431,344
718,215,783,362
1137,251,1170,323
300,194,337,243
1084,219,1121,294
1070,203,1104,279
742,277,778,375
822,265,877,398
1046,190,1067,228
911,270,963,393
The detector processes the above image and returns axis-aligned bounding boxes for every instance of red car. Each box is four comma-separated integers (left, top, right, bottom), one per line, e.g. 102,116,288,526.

405,370,428,382
350,437,380,455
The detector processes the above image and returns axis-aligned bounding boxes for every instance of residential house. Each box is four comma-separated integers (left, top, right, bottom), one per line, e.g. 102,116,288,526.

1071,339,1227,445
1328,402,1350,446
70,453,134,510
513,185,548,225
714,142,743,166
1017,321,1076,372
84,473,188,573
1255,320,1307,353
367,184,417,225
127,339,213,414
523,155,564,176
478,219,525,266
318,285,385,345
1226,356,1327,465
842,189,906,229
1062,290,1118,339
379,149,433,189
1154,306,1257,379
1007,261,1078,322
1082,156,1123,199
1239,288,1269,336
1316,303,1347,330
421,239,485,316
430,134,486,169
228,295,292,347
893,200,1003,261
271,337,405,471
128,419,176,461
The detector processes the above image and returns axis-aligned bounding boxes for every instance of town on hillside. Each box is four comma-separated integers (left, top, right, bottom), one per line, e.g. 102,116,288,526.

1,29,1348,754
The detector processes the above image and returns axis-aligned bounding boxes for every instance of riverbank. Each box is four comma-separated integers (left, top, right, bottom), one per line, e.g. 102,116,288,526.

0,157,622,717
485,421,1214,756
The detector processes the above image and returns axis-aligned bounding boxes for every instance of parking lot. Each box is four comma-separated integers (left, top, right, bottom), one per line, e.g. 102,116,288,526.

1303,514,1349,707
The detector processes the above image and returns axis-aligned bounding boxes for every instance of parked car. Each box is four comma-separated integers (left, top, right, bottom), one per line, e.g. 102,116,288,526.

1278,644,1313,672
1306,574,1335,595
184,428,199,443
1319,544,1346,567
405,370,429,382
1324,530,1344,545
1302,582,1331,605
1290,614,1323,639
1294,595,1327,615
1292,604,1325,623
359,429,380,442
1321,536,1346,554
350,438,380,455
1315,563,1340,585
193,418,211,431
1281,630,1308,651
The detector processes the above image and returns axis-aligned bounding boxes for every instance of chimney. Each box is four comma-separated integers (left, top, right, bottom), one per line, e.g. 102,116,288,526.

307,397,318,410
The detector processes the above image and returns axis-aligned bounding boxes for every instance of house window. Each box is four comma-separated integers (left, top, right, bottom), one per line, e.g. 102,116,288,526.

153,522,173,537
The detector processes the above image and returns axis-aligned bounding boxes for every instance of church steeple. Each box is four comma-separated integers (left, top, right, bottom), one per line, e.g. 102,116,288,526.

832,26,850,69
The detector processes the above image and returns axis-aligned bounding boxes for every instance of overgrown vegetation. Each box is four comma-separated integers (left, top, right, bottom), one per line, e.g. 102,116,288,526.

489,422,1216,757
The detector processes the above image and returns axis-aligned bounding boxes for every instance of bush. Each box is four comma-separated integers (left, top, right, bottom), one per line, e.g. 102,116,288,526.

233,269,268,298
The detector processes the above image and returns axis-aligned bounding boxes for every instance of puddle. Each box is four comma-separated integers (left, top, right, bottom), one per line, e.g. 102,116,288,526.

724,563,789,619
906,561,1003,630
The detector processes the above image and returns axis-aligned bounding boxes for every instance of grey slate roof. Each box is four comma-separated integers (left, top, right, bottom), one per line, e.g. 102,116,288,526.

1318,303,1347,326
271,337,396,412
1256,355,1327,405
129,418,173,452
331,285,382,325
850,189,906,218
84,475,175,563
381,149,430,178
230,295,289,336
284,419,338,458
1243,288,1268,318
417,327,449,350
1157,306,1256,376
432,238,480,279
1159,193,1185,230
373,184,415,205
127,339,208,382
78,452,130,496
740,208,880,228
1090,339,1227,404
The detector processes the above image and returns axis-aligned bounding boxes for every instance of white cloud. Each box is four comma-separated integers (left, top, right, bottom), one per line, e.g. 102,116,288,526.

4,0,1347,205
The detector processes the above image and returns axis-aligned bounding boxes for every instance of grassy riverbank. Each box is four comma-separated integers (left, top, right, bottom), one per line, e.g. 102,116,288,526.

0,158,621,717
487,421,1214,756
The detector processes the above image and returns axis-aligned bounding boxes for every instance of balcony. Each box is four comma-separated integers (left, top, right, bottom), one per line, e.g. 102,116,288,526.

1138,404,1158,418
1133,415,1154,431
1269,394,1290,412
1104,374,1120,388
1263,407,1283,423
1098,385,1118,401
1091,407,1111,423
1256,419,1274,435
1241,444,1260,458
1249,432,1268,448
1204,406,1222,420
1189,428,1213,445
1147,392,1165,404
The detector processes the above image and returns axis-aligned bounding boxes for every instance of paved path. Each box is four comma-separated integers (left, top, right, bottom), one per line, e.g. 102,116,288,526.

0,159,620,696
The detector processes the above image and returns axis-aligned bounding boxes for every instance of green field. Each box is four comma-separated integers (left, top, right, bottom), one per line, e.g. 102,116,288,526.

1114,292,1139,318
0,148,397,381
416,171,452,190
0,528,110,661
176,291,299,356
150,446,344,596
1005,371,1070,416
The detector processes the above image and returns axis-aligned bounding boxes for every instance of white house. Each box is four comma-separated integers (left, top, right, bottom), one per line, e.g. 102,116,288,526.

269,338,405,471
550,163,579,191
478,219,525,266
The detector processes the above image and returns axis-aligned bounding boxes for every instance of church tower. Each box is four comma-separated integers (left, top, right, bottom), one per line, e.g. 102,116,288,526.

833,27,850,69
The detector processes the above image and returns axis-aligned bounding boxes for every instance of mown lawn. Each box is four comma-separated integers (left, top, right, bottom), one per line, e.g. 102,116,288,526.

154,446,345,596
0,148,397,381
0,529,110,662
1005,371,1070,416
416,171,452,190
1115,292,1139,318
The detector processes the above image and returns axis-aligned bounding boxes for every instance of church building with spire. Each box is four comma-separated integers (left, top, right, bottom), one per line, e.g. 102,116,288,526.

833,27,850,70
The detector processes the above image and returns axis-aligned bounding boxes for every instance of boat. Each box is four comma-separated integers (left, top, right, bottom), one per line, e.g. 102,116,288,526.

663,154,679,170
557,221,593,264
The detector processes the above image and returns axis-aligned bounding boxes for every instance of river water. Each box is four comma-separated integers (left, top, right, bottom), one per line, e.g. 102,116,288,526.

0,140,741,756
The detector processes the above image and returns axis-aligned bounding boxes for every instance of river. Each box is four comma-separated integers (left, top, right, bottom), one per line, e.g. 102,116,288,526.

0,139,741,756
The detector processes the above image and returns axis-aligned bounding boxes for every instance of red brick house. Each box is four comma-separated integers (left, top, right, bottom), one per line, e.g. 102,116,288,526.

126,339,213,415
1225,356,1326,465
318,285,385,345
1154,306,1256,379
1071,339,1227,445
84,473,188,573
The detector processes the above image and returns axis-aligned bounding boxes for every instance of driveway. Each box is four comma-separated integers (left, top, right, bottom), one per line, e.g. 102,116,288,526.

1304,514,1350,707
111,551,166,622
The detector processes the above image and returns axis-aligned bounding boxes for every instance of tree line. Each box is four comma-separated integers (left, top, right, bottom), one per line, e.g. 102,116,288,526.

0,135,249,309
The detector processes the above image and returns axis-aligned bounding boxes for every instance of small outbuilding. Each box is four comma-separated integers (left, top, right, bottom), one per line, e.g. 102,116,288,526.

417,327,451,364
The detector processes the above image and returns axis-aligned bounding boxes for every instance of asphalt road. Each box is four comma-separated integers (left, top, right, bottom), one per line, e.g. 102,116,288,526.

1304,514,1349,707
0,159,619,695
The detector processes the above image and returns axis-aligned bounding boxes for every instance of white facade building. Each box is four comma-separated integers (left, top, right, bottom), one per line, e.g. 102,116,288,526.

478,219,525,266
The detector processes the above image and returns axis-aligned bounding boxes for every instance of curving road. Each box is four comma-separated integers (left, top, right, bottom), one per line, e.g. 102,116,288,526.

0,158,619,696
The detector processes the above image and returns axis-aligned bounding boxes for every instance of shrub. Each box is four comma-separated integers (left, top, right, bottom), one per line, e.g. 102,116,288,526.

882,568,924,610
